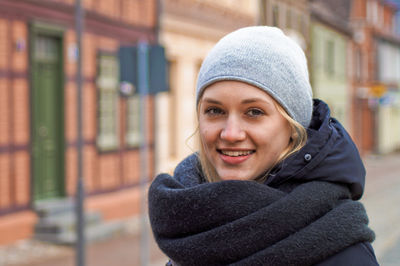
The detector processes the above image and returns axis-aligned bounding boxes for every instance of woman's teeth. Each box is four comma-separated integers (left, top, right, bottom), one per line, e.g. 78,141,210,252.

220,150,254,157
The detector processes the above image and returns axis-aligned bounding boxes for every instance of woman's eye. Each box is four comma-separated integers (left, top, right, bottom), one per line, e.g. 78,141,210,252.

246,108,265,117
205,107,224,116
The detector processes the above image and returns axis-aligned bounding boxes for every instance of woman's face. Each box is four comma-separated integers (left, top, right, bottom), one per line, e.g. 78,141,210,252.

198,81,292,181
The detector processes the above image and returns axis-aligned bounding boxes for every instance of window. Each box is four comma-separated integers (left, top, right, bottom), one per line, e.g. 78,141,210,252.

325,40,335,76
258,0,267,25
355,48,362,82
367,0,379,25
286,8,292,29
272,5,279,27
126,95,141,147
96,53,119,151
297,13,303,34
378,4,384,27
377,41,400,83
300,15,306,37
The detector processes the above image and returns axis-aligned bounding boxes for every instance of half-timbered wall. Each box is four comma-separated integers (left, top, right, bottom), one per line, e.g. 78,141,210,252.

0,0,157,244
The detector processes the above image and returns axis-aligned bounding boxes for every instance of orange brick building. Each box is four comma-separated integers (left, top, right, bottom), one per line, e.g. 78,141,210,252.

350,0,400,153
0,0,158,245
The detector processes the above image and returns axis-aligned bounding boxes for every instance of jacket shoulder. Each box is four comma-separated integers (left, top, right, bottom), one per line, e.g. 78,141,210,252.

315,242,379,266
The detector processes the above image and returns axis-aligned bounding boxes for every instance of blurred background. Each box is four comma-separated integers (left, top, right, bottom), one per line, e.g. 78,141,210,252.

0,0,400,265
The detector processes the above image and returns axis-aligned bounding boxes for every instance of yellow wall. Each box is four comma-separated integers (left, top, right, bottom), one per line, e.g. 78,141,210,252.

311,22,351,130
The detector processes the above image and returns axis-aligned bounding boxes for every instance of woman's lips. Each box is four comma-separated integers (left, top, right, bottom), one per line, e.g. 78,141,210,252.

218,149,254,165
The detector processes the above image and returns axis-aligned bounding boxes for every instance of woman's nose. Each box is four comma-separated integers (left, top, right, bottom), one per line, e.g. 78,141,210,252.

220,117,246,142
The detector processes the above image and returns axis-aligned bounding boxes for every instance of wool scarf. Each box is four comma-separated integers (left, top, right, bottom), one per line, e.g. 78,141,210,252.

148,158,375,266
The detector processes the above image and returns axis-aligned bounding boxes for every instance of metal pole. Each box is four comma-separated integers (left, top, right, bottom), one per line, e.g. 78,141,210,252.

75,0,86,265
155,0,162,43
138,42,150,266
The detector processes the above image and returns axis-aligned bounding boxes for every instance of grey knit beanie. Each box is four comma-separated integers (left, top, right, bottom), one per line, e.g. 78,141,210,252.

196,26,313,128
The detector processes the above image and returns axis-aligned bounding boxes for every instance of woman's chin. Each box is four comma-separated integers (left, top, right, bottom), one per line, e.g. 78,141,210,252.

217,170,254,181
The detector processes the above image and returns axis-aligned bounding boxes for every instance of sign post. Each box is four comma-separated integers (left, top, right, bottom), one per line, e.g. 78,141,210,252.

118,42,168,266
75,0,86,265
138,41,150,266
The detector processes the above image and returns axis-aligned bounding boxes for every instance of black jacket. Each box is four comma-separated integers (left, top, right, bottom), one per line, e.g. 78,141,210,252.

265,99,378,265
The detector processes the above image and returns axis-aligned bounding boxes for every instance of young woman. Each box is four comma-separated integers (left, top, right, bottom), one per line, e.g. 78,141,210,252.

148,26,378,266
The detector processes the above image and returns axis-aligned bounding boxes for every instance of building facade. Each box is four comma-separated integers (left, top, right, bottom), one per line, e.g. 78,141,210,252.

310,0,353,130
155,0,258,174
375,36,400,153
0,0,158,245
259,0,311,53
350,0,400,153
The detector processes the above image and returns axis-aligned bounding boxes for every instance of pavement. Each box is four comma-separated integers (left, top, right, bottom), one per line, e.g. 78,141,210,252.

361,153,400,265
0,218,167,266
0,152,399,266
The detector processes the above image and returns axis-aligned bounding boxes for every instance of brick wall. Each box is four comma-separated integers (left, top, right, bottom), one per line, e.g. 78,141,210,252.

0,78,9,147
0,19,8,70
64,31,155,196
80,0,156,27
0,0,157,215
0,17,31,212
0,155,11,209
352,0,367,19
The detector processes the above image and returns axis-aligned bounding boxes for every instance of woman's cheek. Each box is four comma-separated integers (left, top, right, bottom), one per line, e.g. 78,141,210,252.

200,124,216,141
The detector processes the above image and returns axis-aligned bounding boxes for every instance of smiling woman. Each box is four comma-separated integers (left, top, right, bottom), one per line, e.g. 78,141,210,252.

148,26,379,266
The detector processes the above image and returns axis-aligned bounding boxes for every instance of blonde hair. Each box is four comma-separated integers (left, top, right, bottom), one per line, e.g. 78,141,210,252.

197,101,308,183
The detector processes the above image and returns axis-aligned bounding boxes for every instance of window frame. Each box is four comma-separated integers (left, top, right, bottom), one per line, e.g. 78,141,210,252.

325,39,335,77
125,93,141,148
96,51,120,152
272,5,280,27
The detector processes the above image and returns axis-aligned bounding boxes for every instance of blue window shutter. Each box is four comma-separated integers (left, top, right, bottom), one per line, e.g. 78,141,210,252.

119,44,168,95
118,46,137,96
149,44,169,94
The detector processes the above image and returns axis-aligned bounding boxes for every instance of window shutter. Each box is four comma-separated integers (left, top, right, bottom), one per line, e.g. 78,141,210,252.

149,44,169,94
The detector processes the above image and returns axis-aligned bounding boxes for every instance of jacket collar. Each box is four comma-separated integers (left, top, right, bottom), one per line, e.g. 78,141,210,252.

265,99,366,200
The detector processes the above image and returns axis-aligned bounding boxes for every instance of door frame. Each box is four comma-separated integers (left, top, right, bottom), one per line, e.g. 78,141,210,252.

29,21,65,201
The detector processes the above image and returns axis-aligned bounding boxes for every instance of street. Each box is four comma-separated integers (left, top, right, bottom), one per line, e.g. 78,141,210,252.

362,153,400,265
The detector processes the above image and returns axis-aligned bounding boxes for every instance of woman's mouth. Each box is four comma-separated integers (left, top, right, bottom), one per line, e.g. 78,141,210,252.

217,149,255,164
218,150,255,157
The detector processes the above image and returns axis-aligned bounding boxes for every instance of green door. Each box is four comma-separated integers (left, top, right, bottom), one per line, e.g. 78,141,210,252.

32,33,64,201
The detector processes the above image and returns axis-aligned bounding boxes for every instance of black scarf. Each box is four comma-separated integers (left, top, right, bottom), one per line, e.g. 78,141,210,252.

148,156,375,266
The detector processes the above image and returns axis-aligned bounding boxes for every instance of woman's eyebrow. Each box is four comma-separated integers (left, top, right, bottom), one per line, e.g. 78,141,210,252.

242,98,273,106
201,97,274,106
202,98,222,105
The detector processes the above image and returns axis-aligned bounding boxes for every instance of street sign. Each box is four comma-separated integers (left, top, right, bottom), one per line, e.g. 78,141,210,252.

369,84,387,98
